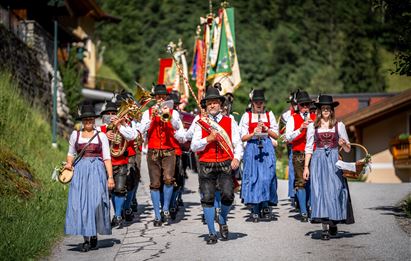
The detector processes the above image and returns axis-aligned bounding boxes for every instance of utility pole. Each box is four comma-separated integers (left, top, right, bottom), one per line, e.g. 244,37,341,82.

52,19,58,148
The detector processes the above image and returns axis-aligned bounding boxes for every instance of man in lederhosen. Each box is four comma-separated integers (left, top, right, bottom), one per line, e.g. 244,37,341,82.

285,91,316,222
138,84,184,226
191,87,243,244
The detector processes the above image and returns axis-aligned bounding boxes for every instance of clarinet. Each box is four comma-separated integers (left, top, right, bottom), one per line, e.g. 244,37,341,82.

257,112,264,149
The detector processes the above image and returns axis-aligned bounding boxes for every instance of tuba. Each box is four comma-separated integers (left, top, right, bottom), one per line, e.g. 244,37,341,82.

109,84,152,157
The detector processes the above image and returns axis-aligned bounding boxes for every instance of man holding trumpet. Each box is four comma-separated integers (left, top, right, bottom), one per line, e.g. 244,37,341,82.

138,84,184,227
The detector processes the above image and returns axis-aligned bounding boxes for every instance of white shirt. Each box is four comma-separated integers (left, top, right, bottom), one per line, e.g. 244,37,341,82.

68,130,111,160
239,111,278,138
185,114,200,142
305,122,350,154
281,109,292,124
285,112,310,142
138,109,182,133
190,113,243,161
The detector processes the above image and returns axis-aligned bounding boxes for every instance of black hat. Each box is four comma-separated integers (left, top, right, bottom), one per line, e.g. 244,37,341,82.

296,91,314,104
151,84,168,96
251,89,265,102
314,95,339,108
100,101,118,115
287,90,299,104
202,87,225,103
168,91,181,105
77,104,98,120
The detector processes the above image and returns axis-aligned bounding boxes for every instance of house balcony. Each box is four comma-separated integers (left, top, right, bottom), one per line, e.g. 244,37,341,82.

389,136,411,168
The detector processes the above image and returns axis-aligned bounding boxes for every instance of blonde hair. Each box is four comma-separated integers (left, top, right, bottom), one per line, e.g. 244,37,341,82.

314,107,337,129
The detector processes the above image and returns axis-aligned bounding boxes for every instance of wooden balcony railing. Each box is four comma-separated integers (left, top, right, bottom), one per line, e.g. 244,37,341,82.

389,136,411,168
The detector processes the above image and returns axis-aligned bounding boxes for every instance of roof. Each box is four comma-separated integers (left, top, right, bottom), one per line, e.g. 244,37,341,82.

64,0,121,22
341,88,411,127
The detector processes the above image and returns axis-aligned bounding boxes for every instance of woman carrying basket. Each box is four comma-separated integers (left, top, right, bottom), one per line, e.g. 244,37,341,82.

64,103,115,251
303,95,355,240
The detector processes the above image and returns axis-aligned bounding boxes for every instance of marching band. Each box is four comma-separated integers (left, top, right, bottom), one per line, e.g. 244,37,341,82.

64,85,355,250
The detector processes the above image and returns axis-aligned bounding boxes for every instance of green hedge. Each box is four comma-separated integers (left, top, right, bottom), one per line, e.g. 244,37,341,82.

0,71,69,260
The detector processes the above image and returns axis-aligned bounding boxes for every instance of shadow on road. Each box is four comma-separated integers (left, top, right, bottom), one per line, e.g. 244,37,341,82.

305,230,370,240
368,206,406,217
66,238,121,252
198,231,248,242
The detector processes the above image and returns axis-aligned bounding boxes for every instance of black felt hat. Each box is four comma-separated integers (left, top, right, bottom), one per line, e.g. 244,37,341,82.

100,101,118,115
296,91,314,104
151,84,168,96
251,89,266,102
202,87,225,103
168,91,181,105
287,90,299,104
314,95,339,108
77,104,98,120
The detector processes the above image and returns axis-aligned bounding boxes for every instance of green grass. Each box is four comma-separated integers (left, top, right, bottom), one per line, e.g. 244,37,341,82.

0,71,69,260
402,195,411,218
380,48,411,92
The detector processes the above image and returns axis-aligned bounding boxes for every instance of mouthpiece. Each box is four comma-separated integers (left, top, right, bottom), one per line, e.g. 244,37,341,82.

303,112,308,121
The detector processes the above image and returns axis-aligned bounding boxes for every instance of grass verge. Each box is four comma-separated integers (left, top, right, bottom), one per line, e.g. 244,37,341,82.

0,71,69,260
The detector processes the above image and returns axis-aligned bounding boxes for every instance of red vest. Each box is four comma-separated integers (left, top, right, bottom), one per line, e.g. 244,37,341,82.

248,111,270,134
198,116,232,163
100,124,134,166
292,112,316,152
147,108,176,150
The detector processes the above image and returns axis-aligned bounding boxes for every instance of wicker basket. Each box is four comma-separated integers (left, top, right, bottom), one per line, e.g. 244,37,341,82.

339,143,371,179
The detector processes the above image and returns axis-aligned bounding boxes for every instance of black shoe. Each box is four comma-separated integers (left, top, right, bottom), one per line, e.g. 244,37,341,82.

252,214,259,223
206,234,218,245
329,225,338,236
163,211,171,225
153,219,162,227
301,214,308,223
262,207,271,219
81,241,90,252
177,199,184,206
321,230,330,240
125,208,134,222
90,236,98,250
218,224,229,240
111,216,124,228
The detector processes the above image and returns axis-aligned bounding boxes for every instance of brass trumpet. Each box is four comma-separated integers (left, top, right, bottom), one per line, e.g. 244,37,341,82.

109,84,152,157
154,100,174,123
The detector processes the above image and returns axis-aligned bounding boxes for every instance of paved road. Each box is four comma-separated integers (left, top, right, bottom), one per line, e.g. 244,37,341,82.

51,158,411,261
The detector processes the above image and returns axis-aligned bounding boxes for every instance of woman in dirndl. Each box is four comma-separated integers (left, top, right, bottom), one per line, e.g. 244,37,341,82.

239,89,279,222
64,103,115,251
303,95,354,240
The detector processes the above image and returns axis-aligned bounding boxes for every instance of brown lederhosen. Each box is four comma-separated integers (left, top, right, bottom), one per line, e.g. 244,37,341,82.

147,149,176,189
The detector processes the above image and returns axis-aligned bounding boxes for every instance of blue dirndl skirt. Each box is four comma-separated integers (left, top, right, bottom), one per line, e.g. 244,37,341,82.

64,157,112,236
241,138,277,205
310,148,353,223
